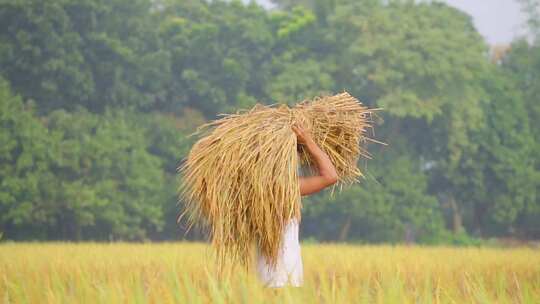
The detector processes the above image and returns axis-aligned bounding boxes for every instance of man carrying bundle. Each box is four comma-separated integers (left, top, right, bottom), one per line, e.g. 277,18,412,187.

178,92,380,288
255,123,339,288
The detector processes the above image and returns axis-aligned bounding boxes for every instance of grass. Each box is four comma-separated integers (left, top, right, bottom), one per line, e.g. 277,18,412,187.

1,242,539,303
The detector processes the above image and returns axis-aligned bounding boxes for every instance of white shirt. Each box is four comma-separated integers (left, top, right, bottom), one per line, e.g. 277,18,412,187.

255,165,304,288
256,217,303,287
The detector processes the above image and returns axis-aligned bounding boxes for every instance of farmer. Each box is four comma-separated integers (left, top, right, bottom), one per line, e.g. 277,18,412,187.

256,123,339,288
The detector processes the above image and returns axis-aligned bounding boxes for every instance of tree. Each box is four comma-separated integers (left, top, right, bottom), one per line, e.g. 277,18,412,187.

500,39,540,238
302,146,445,243
0,0,169,113
156,0,274,117
323,1,492,236
43,109,168,241
444,69,537,238
0,77,54,239
517,0,540,41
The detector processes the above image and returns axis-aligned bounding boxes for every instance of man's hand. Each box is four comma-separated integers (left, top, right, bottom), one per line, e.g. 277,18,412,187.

291,123,314,146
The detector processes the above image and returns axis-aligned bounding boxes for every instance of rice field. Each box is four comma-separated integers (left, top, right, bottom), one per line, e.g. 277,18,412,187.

1,242,539,303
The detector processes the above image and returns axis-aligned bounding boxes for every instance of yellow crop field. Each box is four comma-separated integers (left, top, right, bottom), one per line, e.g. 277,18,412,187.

1,242,539,303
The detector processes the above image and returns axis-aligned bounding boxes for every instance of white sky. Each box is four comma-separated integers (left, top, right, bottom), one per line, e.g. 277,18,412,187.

440,0,528,45
251,0,530,45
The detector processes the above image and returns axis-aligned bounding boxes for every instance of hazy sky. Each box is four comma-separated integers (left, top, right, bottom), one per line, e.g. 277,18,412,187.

252,0,529,45
442,0,528,45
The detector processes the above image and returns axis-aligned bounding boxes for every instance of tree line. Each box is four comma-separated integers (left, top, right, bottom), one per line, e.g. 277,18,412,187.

0,0,538,244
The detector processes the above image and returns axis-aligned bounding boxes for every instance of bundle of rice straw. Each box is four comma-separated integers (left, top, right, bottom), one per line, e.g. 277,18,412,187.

177,92,382,272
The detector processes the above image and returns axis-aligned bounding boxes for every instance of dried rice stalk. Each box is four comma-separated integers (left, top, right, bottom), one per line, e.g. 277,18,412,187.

177,92,381,272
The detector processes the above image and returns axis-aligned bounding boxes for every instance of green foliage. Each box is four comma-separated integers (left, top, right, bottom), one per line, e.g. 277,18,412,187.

327,1,489,120
475,72,535,230
272,6,317,39
0,0,538,242
500,39,540,237
43,109,169,240
518,0,540,41
156,0,274,116
0,77,53,238
429,229,488,247
0,78,189,240
0,0,169,113
303,149,445,243
266,55,334,104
